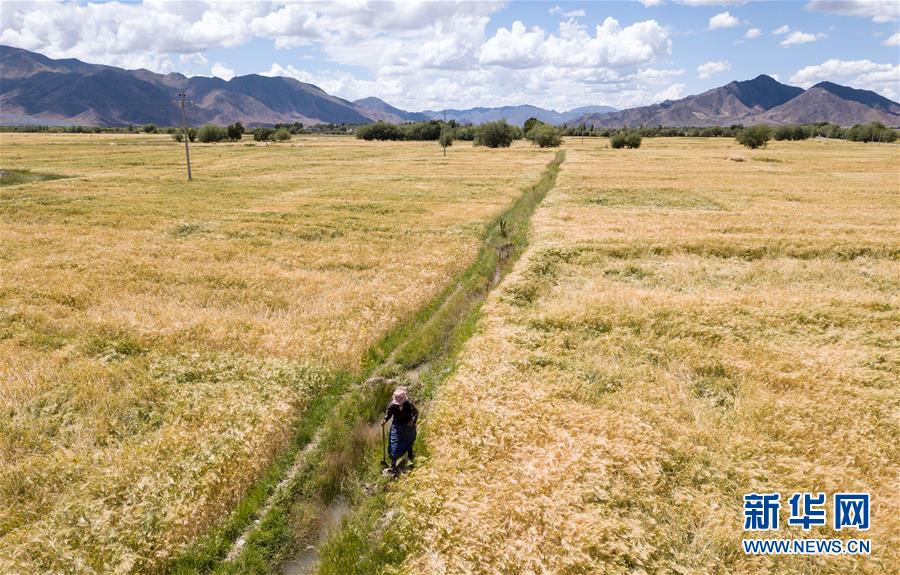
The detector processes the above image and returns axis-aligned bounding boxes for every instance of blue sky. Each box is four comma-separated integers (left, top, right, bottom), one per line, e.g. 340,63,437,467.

2,1,898,110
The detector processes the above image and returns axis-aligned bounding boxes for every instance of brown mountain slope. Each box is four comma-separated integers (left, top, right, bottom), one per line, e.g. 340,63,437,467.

752,83,900,126
0,45,373,126
580,75,804,128
576,75,899,128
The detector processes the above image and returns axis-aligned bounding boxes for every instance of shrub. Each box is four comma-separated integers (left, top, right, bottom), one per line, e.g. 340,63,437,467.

847,122,897,143
774,125,810,141
736,125,771,149
439,127,454,148
700,126,724,137
475,120,517,148
272,128,292,142
455,125,477,141
793,125,811,140
173,128,197,142
355,121,404,141
253,127,274,141
142,123,158,134
526,124,562,148
610,130,642,149
197,124,227,143
402,121,441,141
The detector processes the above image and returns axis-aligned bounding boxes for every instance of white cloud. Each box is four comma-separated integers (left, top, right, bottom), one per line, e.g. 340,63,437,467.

480,17,672,69
549,5,586,18
211,62,235,81
263,63,311,83
781,31,825,46
883,32,900,46
805,0,899,23
697,59,732,79
180,53,208,67
708,11,740,29
0,1,681,111
679,0,746,5
0,1,264,72
654,83,685,100
479,21,546,68
773,25,791,35
745,27,762,38
638,0,664,6
791,58,900,100
634,67,686,82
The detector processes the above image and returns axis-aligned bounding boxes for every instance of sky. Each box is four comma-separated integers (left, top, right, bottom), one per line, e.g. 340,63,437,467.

1,1,898,111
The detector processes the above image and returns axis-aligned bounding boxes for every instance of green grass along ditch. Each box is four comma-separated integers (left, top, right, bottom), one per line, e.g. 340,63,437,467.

163,149,566,575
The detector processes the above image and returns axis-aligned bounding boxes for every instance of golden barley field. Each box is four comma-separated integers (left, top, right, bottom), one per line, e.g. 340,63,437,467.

0,133,551,573
394,138,899,574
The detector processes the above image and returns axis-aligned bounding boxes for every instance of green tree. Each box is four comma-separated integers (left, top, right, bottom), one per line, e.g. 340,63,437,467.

455,125,477,141
847,122,896,143
439,125,454,148
272,128,292,141
523,117,541,135
142,123,157,134
736,124,772,149
252,127,274,141
527,124,562,148
197,124,226,143
402,120,441,141
355,121,404,141
475,120,516,148
610,130,641,149
773,125,793,141
226,122,244,141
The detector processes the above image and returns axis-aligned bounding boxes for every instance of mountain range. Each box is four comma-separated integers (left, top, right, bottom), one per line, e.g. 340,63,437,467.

1,45,897,128
419,104,619,127
574,74,899,128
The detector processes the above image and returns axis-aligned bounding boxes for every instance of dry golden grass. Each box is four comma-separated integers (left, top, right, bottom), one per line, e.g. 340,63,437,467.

395,137,899,574
0,133,551,573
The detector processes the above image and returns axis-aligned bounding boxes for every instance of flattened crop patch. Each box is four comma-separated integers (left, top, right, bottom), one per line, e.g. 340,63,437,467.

586,187,723,210
0,168,68,187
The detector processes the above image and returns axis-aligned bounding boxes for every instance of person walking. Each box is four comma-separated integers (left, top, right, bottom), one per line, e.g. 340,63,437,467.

382,387,418,473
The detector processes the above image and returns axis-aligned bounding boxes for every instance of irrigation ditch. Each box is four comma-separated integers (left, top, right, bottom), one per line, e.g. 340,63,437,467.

164,149,565,575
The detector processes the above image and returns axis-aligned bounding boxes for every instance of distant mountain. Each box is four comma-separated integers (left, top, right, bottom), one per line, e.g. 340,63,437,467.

755,82,900,126
0,45,371,126
577,75,803,128
2,46,897,128
353,97,429,123
575,74,899,128
559,106,618,124
421,104,617,126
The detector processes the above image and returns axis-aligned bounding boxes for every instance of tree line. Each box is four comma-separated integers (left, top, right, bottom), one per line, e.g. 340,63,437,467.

355,118,565,148
562,121,898,143
2,119,894,149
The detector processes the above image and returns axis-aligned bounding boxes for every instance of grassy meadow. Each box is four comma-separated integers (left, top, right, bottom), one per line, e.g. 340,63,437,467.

0,133,552,573
389,137,899,574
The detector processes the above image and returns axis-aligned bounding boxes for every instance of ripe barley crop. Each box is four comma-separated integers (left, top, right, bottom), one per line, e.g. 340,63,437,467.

0,133,552,573
393,137,899,574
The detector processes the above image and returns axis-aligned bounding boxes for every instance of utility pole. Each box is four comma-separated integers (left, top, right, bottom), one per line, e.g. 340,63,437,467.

178,90,192,181
442,109,447,157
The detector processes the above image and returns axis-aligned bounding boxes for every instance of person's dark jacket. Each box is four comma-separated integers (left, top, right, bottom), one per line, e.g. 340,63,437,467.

383,400,418,427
